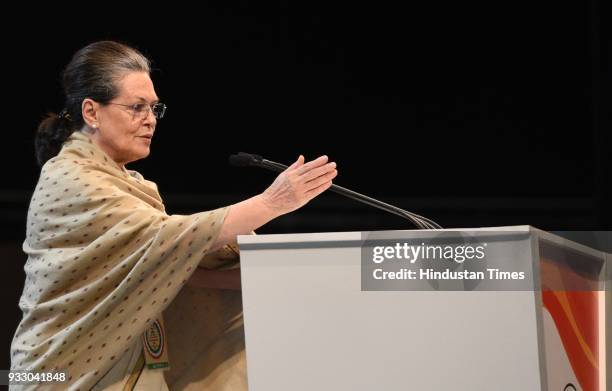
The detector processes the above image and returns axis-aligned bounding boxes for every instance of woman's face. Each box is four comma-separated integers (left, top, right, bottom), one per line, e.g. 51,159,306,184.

88,71,159,166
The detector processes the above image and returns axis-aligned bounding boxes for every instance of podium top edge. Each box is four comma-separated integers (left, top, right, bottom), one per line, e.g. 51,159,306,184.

237,225,533,245
238,226,610,259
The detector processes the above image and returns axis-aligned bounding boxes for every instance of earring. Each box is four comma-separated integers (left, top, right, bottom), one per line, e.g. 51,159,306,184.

92,124,98,129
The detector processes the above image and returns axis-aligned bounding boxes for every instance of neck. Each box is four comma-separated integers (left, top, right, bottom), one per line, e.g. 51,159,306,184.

79,129,127,169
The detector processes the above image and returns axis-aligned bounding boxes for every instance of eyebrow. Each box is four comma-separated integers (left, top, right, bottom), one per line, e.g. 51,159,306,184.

135,96,160,104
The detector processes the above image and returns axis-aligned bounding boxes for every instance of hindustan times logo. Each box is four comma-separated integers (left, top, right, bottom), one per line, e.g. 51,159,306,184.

372,242,487,264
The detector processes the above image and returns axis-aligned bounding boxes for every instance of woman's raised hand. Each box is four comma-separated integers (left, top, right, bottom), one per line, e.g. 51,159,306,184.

260,155,337,216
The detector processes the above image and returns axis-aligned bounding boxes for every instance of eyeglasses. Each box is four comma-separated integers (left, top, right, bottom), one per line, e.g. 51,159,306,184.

107,102,167,120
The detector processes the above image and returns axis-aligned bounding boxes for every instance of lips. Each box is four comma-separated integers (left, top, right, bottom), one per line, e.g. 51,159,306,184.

139,134,153,139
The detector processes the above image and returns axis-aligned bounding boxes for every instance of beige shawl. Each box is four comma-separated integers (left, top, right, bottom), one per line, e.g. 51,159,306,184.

10,131,247,390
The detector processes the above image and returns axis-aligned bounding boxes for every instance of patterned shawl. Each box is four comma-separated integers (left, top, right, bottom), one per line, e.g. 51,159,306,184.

11,131,247,390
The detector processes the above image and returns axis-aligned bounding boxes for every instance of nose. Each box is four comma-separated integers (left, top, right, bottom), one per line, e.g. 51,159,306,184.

142,107,157,127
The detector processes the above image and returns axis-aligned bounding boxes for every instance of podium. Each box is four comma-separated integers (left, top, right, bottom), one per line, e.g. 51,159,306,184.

238,226,610,391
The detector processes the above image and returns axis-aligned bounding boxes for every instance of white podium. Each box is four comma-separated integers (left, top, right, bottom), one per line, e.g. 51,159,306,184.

238,226,610,391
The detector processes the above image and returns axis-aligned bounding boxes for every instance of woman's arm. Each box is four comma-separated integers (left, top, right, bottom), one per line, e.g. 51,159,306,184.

212,155,337,250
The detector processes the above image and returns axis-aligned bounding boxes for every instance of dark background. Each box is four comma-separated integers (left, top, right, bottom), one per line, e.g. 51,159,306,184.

1,1,610,370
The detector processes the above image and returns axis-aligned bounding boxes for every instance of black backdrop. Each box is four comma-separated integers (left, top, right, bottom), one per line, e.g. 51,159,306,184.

1,1,610,370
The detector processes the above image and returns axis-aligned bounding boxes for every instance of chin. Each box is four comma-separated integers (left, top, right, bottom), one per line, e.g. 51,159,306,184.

128,148,151,164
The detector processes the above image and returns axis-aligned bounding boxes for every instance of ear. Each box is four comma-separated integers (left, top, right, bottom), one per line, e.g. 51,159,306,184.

82,98,100,128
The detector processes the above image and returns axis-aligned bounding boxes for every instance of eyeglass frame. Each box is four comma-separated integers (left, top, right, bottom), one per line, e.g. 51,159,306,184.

106,101,167,120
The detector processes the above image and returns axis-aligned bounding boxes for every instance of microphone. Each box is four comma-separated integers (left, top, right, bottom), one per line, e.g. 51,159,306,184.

228,152,442,229
227,152,263,167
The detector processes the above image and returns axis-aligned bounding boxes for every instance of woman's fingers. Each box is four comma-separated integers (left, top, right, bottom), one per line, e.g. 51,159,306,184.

287,155,305,171
295,155,328,175
301,161,337,183
305,179,334,199
304,169,337,192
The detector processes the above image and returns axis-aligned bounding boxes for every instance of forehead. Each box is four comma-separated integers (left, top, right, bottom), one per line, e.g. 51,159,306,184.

115,71,158,102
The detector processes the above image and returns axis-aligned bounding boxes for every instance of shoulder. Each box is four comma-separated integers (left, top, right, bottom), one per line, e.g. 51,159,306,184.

40,156,119,191
35,149,164,212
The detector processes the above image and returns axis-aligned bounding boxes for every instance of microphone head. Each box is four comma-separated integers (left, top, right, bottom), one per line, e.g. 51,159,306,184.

228,152,263,167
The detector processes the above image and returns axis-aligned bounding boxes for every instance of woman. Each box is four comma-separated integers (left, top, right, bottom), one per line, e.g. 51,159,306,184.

10,41,337,390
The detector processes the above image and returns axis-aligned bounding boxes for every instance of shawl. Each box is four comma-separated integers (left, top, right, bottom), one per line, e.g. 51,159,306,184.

10,131,247,390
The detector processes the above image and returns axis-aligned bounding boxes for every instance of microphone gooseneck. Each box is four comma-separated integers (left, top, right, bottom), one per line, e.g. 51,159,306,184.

229,152,442,229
